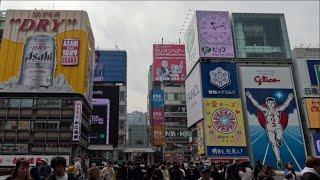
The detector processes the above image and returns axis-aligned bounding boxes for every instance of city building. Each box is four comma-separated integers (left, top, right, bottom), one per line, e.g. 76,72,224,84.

0,11,5,46
185,11,306,170
292,47,320,157
127,111,148,125
0,9,94,165
89,50,127,164
148,44,189,163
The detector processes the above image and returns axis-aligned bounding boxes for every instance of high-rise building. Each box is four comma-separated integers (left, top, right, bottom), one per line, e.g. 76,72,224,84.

89,50,127,164
0,9,94,165
127,111,148,125
148,44,189,163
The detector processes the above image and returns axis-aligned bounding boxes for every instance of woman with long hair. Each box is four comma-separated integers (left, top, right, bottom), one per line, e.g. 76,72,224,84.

6,159,31,180
284,162,297,180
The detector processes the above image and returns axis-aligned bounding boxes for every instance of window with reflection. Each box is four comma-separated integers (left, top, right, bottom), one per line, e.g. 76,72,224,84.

50,99,60,108
5,121,17,130
36,99,49,108
18,121,30,130
8,99,20,108
20,99,33,108
0,99,8,108
62,99,74,108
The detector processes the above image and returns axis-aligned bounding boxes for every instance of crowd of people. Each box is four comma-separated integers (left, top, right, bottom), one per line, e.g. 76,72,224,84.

4,156,320,180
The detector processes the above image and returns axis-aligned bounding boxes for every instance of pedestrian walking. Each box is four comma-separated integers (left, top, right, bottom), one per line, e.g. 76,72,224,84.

47,156,78,180
225,159,241,180
5,159,31,180
284,162,296,180
301,156,320,180
198,164,213,180
253,161,263,180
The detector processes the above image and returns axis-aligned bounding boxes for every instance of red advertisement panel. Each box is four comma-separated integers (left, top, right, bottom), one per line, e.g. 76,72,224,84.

152,108,164,126
153,44,186,82
61,39,80,65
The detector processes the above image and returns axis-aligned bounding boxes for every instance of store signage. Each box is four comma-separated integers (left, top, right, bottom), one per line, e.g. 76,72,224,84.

72,100,82,141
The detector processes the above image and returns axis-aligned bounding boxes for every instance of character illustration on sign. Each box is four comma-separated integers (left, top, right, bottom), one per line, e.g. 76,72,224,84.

94,51,104,81
209,67,231,89
156,60,184,80
246,91,294,168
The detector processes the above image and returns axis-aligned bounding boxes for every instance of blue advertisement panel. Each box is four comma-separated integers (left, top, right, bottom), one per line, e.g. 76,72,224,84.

94,50,126,83
307,60,320,86
152,89,164,108
313,134,320,156
207,146,247,157
245,88,305,171
201,62,239,98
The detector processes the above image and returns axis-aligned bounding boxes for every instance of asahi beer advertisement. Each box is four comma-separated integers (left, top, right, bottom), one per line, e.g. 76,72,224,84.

196,11,234,58
239,66,306,171
204,98,247,158
186,63,203,127
201,62,240,98
153,44,186,82
0,10,94,103
89,98,110,145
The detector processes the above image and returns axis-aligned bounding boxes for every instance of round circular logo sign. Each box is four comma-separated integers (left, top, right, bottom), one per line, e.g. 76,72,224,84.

211,108,237,134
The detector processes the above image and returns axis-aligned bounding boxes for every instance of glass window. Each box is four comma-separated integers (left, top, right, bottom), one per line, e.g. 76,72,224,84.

50,99,60,108
5,121,17,130
18,121,30,130
174,93,179,101
8,99,20,108
36,99,49,108
0,99,8,108
167,93,174,101
33,121,46,131
60,122,72,130
20,99,33,108
47,122,59,131
62,99,73,108
0,121,5,129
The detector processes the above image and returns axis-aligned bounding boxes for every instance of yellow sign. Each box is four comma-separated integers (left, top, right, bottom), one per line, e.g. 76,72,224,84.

305,98,320,128
204,98,247,147
196,121,205,155
0,10,94,103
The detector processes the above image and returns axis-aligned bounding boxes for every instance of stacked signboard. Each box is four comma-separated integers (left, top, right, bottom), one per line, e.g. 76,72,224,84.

185,10,307,170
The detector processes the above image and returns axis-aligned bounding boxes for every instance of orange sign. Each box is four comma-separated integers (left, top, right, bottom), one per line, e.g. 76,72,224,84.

305,98,320,128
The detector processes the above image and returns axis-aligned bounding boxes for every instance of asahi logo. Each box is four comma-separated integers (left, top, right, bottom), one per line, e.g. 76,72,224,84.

9,11,77,32
254,75,280,85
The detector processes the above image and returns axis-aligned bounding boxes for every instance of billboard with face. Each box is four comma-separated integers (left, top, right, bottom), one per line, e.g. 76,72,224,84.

153,44,186,82
186,63,203,127
89,98,110,145
239,66,306,171
196,11,234,58
201,62,240,98
204,98,247,158
0,10,95,103
92,85,119,147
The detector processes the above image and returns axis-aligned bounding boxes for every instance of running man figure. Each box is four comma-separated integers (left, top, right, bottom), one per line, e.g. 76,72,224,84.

246,91,294,169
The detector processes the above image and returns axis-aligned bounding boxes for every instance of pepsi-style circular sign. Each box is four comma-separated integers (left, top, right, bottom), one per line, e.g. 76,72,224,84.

211,108,237,134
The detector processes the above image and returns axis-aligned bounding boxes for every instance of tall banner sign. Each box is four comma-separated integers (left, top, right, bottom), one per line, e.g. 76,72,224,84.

196,121,205,155
305,98,320,128
0,10,95,103
313,134,320,156
186,63,203,127
239,66,306,171
153,44,186,82
72,100,82,141
204,98,247,157
151,89,164,108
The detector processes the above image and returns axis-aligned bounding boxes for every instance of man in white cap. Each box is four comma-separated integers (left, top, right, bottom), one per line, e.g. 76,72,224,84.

39,158,51,180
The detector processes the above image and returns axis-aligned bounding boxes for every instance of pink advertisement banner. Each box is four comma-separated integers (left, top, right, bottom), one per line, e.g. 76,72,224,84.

152,108,165,126
153,44,186,82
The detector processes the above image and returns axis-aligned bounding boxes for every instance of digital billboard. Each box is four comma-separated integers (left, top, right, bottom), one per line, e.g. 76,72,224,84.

0,10,95,103
89,98,110,145
313,134,320,156
186,63,203,127
92,85,119,147
153,44,186,82
292,59,320,97
201,62,239,98
204,98,247,158
196,11,234,58
94,50,127,83
239,66,306,171
305,98,320,128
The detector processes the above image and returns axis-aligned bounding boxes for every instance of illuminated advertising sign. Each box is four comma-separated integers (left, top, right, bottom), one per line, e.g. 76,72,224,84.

313,134,320,156
201,62,239,98
203,98,247,157
186,63,203,127
239,66,306,171
307,60,320,86
93,50,127,83
152,108,164,126
153,44,186,82
305,98,320,128
152,125,165,146
0,10,94,103
89,98,110,145
151,89,164,108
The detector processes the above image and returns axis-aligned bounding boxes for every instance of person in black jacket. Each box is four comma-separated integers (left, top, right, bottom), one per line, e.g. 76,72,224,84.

47,156,78,180
225,159,241,180
301,156,320,180
169,164,184,180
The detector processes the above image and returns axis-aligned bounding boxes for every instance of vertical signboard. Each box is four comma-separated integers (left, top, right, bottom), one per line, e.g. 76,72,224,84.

313,134,320,156
153,126,165,146
201,62,239,98
152,108,164,126
185,14,200,74
0,10,94,103
186,63,203,127
72,100,82,141
204,98,247,158
196,121,205,155
196,11,235,58
89,98,110,145
239,66,306,170
153,44,186,82
305,98,320,128
151,89,164,108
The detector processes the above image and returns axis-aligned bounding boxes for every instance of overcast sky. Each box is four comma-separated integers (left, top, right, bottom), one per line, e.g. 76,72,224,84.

1,1,319,113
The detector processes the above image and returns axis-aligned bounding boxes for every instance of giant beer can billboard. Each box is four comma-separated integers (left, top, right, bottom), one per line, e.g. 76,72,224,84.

0,10,95,104
239,66,306,171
